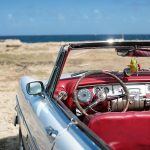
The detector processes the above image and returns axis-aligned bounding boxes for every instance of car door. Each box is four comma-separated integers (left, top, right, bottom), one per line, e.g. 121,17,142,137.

18,77,108,150
17,77,55,150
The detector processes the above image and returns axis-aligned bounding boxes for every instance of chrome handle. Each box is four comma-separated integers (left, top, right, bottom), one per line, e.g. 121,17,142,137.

46,126,58,141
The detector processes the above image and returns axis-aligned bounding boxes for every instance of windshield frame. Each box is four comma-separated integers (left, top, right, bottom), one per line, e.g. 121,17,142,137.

46,40,150,96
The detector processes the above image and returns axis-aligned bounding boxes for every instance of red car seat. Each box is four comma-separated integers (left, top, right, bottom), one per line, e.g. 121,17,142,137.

86,111,150,150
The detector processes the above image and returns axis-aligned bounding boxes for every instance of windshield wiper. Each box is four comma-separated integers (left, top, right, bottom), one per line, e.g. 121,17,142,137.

71,70,89,77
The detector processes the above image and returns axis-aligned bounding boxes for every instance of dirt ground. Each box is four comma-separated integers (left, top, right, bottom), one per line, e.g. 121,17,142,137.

0,41,60,150
0,40,150,149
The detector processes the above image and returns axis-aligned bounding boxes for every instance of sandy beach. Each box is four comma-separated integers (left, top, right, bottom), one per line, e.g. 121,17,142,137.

0,40,61,149
0,40,150,149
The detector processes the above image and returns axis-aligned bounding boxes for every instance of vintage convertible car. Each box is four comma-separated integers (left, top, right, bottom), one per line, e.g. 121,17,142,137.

15,41,150,150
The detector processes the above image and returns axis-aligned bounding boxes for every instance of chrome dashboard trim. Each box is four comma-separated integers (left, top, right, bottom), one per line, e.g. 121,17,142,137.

78,82,150,88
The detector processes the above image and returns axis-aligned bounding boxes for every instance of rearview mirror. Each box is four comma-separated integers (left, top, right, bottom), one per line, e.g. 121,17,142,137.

116,47,150,57
26,81,44,95
115,47,130,56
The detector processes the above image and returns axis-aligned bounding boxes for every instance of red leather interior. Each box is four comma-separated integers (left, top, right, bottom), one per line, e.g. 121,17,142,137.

87,111,150,150
133,50,150,57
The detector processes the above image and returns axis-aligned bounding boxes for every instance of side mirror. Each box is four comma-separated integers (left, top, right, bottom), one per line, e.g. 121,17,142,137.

26,81,44,95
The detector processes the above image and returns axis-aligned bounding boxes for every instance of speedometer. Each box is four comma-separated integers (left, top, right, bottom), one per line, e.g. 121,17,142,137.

77,88,92,103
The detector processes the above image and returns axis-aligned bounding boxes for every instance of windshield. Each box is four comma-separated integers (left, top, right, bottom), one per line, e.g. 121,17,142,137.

62,48,150,74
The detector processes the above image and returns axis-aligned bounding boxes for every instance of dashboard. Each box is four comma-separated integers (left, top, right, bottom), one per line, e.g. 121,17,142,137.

77,83,150,111
56,72,150,112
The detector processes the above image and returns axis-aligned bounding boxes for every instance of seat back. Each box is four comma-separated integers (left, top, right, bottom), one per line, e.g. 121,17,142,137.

87,111,150,150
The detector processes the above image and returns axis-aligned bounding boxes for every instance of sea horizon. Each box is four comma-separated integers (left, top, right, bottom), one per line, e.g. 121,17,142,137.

1,34,150,43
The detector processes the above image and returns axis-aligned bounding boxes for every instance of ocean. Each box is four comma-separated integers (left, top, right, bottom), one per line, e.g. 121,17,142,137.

0,34,150,43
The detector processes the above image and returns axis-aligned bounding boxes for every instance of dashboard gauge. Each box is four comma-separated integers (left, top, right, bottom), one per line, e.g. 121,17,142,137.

93,86,101,94
58,91,68,100
148,84,150,92
97,90,107,101
93,86,109,94
77,88,92,103
104,87,109,94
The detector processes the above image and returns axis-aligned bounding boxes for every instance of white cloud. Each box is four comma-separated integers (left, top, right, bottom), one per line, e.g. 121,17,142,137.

58,14,65,21
83,14,89,20
29,17,35,23
8,13,13,20
93,9,103,20
93,9,100,14
130,16,137,23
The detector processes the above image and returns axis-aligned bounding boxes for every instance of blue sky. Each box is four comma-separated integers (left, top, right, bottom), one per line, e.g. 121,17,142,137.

0,0,150,35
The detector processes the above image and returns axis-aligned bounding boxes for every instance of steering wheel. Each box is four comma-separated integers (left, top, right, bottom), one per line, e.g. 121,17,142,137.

73,71,130,116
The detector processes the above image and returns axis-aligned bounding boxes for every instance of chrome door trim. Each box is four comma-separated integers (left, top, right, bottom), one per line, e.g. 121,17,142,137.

16,95,39,150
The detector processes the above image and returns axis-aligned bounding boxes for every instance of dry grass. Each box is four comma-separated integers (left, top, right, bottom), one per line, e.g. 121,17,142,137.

0,41,60,150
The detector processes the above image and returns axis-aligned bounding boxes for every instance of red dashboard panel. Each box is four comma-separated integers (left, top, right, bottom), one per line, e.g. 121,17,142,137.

54,73,150,109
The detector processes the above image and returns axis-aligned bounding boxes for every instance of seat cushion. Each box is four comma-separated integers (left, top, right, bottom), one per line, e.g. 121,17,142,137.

87,111,150,150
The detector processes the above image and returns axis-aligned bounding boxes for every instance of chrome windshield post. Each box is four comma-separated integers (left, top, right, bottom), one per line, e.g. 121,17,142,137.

46,44,71,97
